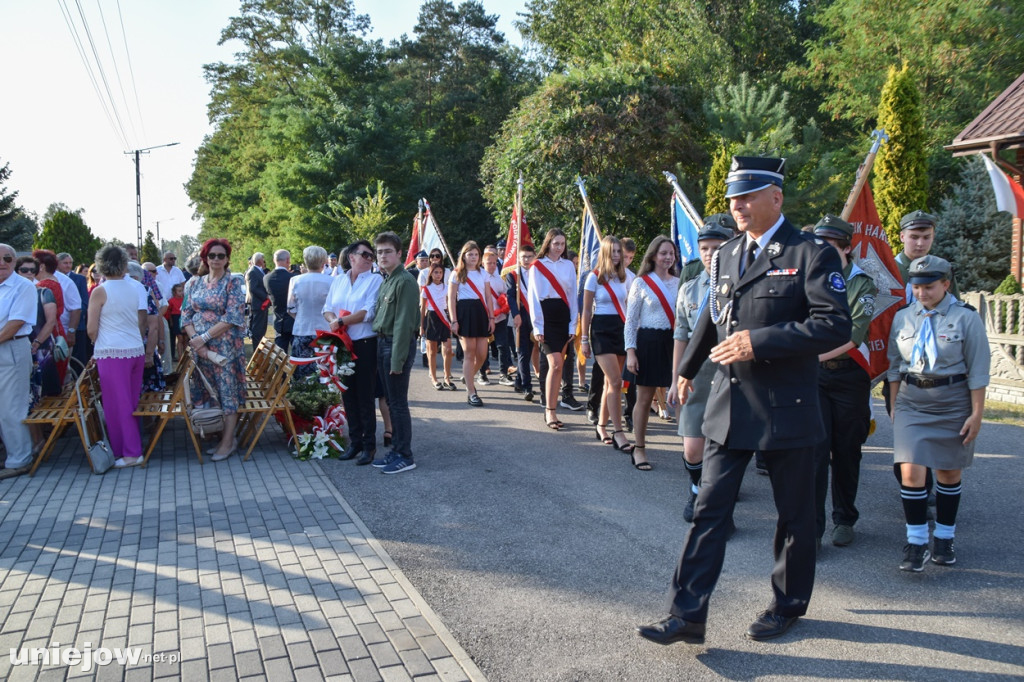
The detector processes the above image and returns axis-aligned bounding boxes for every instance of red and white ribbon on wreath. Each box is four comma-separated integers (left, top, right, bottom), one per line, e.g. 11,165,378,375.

288,403,348,450
289,312,358,393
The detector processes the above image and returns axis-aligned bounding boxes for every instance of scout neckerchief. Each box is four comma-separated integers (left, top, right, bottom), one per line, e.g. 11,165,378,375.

531,259,570,307
641,274,675,327
422,284,451,330
910,305,941,370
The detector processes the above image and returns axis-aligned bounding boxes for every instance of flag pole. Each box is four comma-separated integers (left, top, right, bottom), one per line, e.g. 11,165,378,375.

574,176,603,239
662,171,703,227
423,198,456,267
840,129,889,221
417,199,424,245
514,172,524,349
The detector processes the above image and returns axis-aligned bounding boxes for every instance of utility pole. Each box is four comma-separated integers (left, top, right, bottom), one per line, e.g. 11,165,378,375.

154,217,174,253
126,142,179,250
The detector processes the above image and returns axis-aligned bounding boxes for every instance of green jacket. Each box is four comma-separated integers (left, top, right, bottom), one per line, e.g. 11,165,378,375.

844,261,878,354
373,267,420,372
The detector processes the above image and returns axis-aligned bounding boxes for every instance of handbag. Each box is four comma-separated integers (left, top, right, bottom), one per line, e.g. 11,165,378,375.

53,334,70,362
185,355,226,438
76,378,113,474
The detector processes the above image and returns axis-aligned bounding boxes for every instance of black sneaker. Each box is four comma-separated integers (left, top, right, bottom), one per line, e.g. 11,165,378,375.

683,489,697,523
498,374,516,386
586,408,597,425
477,372,491,385
559,395,583,411
931,538,956,565
899,543,930,572
523,390,535,402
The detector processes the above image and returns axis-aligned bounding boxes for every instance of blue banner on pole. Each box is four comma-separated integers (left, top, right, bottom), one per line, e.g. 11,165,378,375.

671,194,701,266
577,206,601,313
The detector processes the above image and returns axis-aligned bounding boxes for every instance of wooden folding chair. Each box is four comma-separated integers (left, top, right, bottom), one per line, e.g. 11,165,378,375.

135,355,201,466
238,351,297,460
25,360,96,476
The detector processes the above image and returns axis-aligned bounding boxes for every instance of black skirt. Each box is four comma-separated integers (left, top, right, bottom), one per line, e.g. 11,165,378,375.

634,327,673,387
590,313,625,356
539,298,571,355
425,310,451,342
456,299,489,338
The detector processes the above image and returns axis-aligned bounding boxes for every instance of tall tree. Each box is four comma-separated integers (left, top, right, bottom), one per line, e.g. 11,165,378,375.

873,64,928,249
932,156,1012,293
481,61,705,248
0,160,37,250
141,230,160,264
34,206,103,265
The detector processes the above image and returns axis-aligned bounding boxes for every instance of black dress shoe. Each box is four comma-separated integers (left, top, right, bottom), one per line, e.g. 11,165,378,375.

636,616,705,645
355,450,375,466
746,611,798,641
339,444,362,461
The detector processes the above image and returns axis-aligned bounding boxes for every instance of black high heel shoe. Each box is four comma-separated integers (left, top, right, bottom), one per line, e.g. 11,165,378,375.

630,445,652,471
594,425,612,444
611,430,634,453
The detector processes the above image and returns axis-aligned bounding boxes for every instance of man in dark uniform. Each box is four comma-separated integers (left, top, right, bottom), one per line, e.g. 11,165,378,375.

638,157,851,644
264,249,294,351
506,244,537,402
246,252,269,349
811,215,877,550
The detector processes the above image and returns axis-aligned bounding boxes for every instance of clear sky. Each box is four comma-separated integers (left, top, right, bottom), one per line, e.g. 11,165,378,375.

0,0,527,249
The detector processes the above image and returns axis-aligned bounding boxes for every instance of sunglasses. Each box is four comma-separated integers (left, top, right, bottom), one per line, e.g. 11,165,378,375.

429,255,442,259
18,267,37,274
355,251,375,261
1,255,13,264
207,252,228,260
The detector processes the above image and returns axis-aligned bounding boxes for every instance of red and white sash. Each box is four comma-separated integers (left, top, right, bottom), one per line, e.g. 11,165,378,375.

642,274,675,327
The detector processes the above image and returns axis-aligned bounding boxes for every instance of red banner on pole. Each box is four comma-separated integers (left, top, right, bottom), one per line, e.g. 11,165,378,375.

501,205,533,275
848,182,906,382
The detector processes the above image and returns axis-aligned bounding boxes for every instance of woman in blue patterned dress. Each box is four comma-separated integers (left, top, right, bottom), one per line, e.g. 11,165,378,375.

181,239,247,462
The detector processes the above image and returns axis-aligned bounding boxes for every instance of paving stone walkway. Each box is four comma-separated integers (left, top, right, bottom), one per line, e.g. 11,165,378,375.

0,423,484,681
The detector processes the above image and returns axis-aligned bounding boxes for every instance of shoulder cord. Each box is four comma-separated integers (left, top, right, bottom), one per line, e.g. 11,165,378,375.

708,249,733,331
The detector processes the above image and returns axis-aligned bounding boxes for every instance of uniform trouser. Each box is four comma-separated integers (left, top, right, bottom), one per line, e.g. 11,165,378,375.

0,338,34,468
814,364,871,537
377,336,415,459
669,439,816,622
249,309,268,349
587,361,604,414
514,323,534,391
341,337,377,453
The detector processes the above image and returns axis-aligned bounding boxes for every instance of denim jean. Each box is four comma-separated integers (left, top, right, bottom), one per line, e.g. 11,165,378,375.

377,336,415,459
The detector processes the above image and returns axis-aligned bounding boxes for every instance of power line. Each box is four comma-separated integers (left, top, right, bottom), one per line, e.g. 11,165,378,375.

116,0,146,141
57,0,129,150
96,0,139,146
71,0,133,149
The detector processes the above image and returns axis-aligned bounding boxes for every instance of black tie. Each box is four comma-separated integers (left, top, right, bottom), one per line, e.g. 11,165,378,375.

744,241,757,274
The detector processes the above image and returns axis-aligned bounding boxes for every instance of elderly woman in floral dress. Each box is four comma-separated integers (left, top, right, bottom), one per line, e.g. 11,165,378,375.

181,238,247,462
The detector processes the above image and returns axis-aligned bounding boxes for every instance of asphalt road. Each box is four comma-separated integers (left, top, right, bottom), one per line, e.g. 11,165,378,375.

321,361,1024,681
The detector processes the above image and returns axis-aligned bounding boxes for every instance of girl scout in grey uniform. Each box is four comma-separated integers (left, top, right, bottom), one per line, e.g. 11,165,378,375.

668,224,731,522
887,255,990,572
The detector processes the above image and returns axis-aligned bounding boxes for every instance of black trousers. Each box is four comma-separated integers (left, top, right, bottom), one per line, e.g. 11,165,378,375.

249,308,268,349
341,337,378,452
587,361,604,414
669,439,816,623
814,363,871,536
514,323,534,391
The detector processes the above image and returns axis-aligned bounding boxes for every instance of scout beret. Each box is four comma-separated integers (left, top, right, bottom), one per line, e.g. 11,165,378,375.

725,156,785,199
702,212,738,233
900,210,937,231
813,214,854,241
908,254,951,284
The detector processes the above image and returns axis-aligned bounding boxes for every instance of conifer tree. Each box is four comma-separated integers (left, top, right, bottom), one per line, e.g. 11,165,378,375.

704,143,734,216
34,207,102,265
932,157,1011,292
873,64,928,249
141,231,161,264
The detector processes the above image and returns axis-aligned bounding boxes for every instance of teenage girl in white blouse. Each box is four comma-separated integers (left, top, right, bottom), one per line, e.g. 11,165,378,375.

527,228,578,430
581,236,634,452
624,236,679,470
448,241,494,407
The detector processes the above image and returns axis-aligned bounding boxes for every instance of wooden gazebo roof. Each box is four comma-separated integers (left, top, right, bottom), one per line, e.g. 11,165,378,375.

946,72,1024,156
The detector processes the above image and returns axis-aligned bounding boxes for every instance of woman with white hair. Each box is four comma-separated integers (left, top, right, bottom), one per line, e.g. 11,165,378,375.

87,245,149,467
287,245,334,377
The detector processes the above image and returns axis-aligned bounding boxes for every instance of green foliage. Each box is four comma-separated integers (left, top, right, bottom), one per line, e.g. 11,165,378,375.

324,180,398,243
287,375,343,420
34,207,103,265
704,74,842,226
873,65,928,249
704,143,734,217
994,274,1022,296
0,161,17,225
481,61,705,248
932,157,1011,293
0,161,37,251
141,230,161,264
161,235,200,262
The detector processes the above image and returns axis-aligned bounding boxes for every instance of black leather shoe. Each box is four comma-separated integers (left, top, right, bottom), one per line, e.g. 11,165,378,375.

339,444,362,461
355,450,375,466
636,616,705,645
746,611,798,641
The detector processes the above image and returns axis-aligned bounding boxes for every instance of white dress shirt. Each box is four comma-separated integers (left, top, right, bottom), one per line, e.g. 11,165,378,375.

624,273,679,350
154,264,186,300
526,256,578,338
54,270,82,330
323,270,382,341
0,274,38,337
583,270,632,317
484,266,508,322
287,271,335,336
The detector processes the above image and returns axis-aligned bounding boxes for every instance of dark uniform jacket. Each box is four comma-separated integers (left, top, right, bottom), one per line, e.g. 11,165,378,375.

680,219,852,451
264,267,294,336
246,266,268,310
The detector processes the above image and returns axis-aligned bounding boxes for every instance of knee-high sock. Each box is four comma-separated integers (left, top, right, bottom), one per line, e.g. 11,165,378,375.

934,480,962,539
